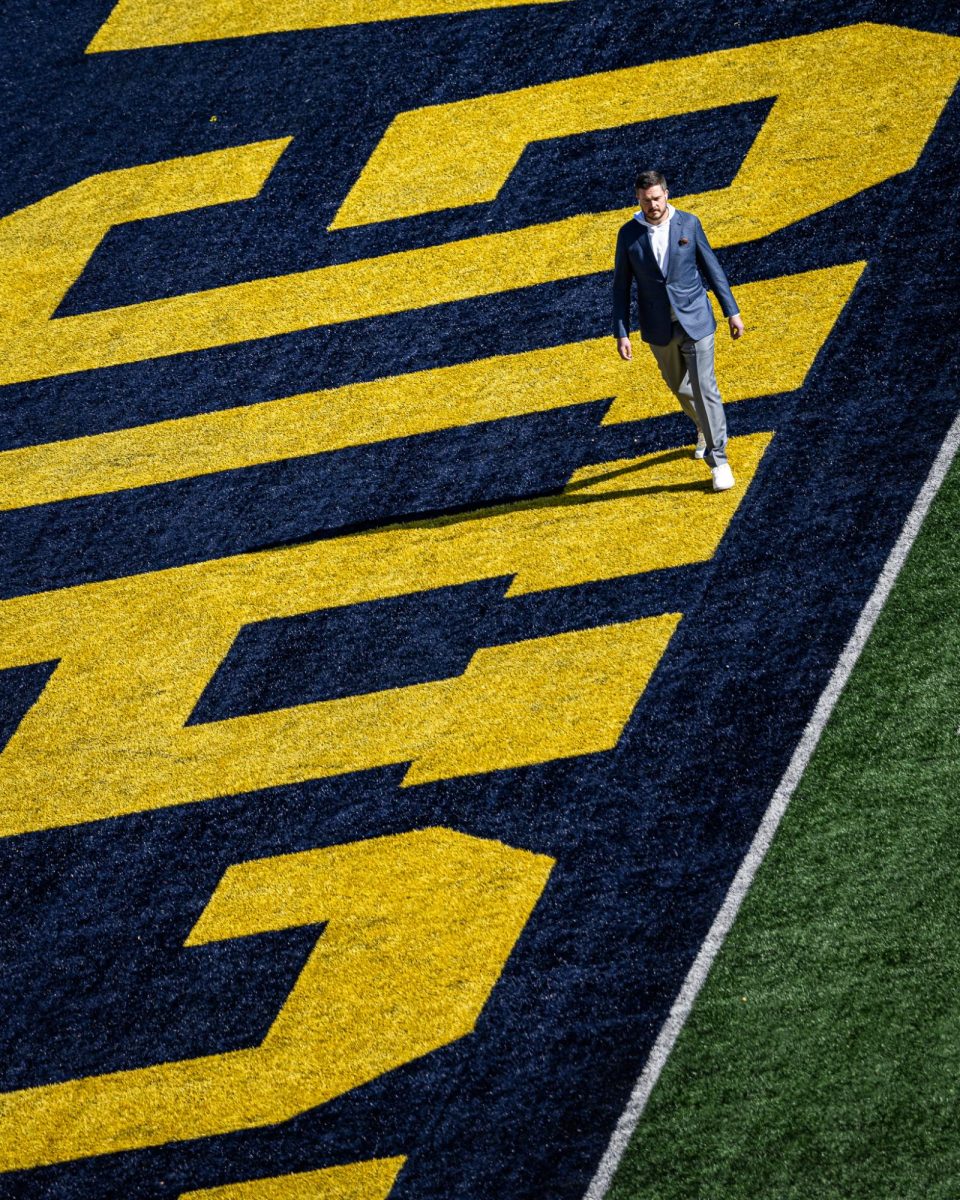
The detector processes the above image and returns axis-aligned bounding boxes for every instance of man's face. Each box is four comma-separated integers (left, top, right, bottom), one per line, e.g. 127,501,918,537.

636,184,669,222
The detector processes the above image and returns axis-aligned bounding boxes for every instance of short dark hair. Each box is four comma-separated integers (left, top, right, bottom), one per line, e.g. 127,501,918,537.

634,170,667,192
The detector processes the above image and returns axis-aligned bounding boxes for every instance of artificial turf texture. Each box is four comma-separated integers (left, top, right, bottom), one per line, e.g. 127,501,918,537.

610,450,960,1199
2,2,960,1197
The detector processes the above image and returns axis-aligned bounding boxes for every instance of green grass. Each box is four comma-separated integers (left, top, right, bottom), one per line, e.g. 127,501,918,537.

610,450,960,1200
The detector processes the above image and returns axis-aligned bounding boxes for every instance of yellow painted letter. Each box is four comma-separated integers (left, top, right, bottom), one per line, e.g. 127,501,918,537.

0,829,553,1170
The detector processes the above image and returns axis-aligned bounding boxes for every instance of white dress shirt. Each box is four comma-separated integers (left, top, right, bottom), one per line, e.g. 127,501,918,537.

635,202,676,275
635,203,677,318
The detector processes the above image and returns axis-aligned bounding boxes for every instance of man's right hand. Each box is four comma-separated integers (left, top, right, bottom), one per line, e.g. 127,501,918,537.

617,336,633,361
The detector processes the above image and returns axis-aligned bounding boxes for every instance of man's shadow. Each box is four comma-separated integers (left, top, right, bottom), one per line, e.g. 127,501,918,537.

247,446,709,554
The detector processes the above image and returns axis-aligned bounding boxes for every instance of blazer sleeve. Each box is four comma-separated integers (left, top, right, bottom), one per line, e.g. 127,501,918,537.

693,217,739,318
612,227,634,339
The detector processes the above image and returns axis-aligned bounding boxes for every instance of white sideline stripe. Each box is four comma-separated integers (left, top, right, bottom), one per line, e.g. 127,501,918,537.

584,407,960,1200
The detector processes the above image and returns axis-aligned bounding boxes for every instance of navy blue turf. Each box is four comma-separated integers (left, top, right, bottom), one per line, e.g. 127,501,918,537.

1,1,959,1197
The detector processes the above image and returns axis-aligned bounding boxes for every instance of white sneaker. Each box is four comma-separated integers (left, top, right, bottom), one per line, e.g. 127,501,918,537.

711,463,735,491
694,430,707,459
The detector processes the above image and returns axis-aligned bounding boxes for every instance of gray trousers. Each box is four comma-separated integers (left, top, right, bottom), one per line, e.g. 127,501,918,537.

648,321,728,467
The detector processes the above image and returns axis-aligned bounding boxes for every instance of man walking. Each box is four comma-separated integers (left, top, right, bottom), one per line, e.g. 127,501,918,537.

613,171,744,491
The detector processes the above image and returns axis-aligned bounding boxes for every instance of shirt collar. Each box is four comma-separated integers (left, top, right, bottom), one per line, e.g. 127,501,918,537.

634,202,676,229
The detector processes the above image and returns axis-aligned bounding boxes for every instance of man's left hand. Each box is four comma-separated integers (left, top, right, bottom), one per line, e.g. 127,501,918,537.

728,314,745,340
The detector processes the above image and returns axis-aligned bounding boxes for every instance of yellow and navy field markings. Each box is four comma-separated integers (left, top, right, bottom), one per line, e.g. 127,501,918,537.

1,3,959,1197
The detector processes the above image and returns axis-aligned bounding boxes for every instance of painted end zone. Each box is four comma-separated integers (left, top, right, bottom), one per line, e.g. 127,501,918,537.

604,419,960,1199
0,3,958,1198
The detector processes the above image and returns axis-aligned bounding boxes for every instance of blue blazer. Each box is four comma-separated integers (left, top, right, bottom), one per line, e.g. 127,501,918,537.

612,209,739,346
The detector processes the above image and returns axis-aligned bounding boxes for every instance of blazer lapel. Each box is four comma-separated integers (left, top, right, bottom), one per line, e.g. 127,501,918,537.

665,212,687,281
632,218,664,280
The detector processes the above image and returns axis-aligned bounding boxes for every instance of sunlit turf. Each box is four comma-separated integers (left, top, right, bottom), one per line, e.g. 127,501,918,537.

610,450,960,1200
